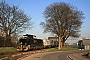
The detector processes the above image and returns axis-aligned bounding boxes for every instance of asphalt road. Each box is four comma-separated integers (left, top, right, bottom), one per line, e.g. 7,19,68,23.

20,50,88,60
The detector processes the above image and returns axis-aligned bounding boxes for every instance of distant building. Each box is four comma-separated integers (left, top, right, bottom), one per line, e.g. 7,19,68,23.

64,43,69,47
48,37,58,47
48,37,58,41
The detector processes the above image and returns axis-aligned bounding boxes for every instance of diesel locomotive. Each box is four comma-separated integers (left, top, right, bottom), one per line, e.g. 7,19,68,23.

17,34,43,51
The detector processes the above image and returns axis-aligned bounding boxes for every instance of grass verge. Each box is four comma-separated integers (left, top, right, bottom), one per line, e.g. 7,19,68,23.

44,47,78,51
60,47,78,51
0,47,17,54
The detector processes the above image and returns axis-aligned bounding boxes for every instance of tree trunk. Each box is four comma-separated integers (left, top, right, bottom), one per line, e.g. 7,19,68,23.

4,34,12,47
3,39,6,47
58,36,60,49
62,41,65,47
3,35,6,47
60,40,62,48
58,36,63,49
6,35,12,47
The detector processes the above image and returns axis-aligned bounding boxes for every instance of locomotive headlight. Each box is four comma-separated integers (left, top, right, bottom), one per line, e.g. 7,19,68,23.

20,42,22,44
26,46,28,49
23,45,29,51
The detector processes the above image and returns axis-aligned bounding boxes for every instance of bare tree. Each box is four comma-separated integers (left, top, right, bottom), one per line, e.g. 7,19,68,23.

0,1,32,47
40,2,84,49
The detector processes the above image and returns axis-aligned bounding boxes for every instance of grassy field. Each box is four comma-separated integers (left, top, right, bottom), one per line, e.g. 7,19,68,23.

0,47,17,54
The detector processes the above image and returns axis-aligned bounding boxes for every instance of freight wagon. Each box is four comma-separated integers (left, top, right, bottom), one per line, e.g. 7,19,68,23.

41,38,51,48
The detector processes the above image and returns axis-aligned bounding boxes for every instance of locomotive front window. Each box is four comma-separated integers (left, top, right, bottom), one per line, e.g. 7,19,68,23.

20,39,27,45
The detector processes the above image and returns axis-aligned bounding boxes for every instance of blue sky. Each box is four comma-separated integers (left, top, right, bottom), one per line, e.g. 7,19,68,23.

0,0,90,43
